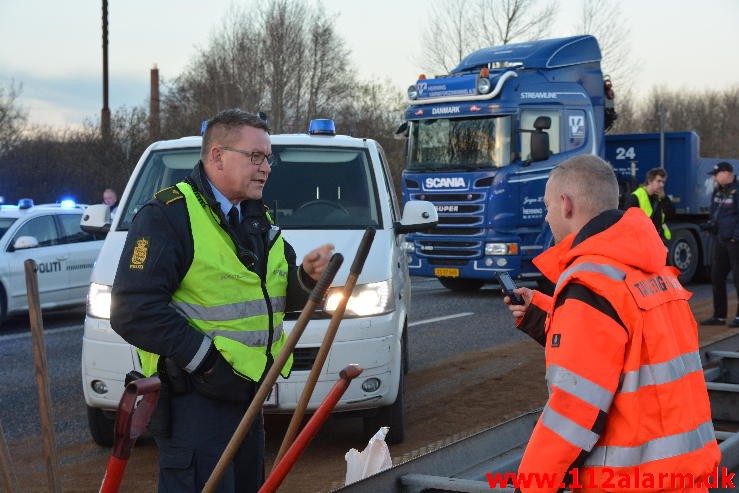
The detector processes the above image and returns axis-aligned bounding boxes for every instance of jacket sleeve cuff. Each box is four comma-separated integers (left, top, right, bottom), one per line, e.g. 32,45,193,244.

183,336,213,373
298,265,316,293
515,290,552,346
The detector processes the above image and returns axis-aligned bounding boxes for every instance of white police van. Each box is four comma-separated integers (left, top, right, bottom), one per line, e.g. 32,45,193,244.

0,199,104,328
80,120,437,446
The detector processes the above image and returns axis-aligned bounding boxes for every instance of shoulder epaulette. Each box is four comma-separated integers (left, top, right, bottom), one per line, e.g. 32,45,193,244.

154,185,184,205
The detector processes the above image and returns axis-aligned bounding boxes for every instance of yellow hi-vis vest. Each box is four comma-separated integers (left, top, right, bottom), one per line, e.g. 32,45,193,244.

137,182,293,382
632,186,672,240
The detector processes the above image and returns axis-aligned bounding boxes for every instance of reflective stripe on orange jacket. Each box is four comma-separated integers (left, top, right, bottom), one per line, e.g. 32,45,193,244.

516,209,720,492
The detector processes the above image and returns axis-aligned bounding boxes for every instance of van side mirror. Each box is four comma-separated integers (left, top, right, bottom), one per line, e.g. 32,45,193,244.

394,200,438,234
81,204,111,234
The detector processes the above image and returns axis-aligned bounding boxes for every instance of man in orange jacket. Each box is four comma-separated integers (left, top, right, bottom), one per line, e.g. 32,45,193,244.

504,154,720,492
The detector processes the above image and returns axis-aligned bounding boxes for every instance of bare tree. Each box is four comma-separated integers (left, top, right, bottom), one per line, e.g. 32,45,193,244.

419,0,557,75
574,0,637,93
0,80,27,155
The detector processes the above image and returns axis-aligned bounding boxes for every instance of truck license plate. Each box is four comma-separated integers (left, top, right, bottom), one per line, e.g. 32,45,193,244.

263,384,278,407
434,268,460,277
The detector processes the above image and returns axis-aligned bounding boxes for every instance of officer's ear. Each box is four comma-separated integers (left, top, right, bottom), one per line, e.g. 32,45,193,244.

210,146,224,170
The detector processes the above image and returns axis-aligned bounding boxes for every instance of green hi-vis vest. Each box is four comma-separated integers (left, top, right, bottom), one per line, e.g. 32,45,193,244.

137,182,293,382
632,187,672,240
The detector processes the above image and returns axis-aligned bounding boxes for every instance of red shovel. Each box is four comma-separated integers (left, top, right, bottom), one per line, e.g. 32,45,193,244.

99,376,161,493
259,365,363,493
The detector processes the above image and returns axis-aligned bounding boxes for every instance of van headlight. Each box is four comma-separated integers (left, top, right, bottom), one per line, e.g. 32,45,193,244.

87,283,112,319
324,280,394,317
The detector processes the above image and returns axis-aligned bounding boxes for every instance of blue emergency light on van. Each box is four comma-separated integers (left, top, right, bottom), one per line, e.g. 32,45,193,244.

308,119,336,136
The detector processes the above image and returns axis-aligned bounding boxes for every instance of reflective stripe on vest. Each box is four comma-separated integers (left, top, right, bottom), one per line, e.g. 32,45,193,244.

584,420,716,468
170,296,286,321
546,364,614,412
633,187,671,240
619,350,703,393
555,261,626,292
541,406,601,451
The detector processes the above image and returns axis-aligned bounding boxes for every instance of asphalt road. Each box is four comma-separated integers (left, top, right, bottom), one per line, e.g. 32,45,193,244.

0,278,713,446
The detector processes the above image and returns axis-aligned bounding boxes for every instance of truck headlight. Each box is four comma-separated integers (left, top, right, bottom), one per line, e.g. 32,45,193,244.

485,242,519,255
87,282,112,319
324,280,394,317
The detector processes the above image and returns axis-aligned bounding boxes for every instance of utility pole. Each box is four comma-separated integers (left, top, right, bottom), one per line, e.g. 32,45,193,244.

149,64,160,141
101,0,111,141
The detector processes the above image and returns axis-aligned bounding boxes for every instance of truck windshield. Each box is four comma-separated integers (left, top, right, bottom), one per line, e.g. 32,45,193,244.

407,115,512,171
0,218,16,241
264,145,381,229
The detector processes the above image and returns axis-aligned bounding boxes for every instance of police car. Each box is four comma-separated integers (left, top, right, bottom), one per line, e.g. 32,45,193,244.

0,199,105,328
80,119,437,446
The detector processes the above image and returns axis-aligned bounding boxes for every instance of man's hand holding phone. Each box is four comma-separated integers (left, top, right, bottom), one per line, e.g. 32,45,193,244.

496,272,533,319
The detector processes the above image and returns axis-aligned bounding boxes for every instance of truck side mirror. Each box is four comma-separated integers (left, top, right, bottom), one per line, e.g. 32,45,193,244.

394,122,409,140
394,200,438,234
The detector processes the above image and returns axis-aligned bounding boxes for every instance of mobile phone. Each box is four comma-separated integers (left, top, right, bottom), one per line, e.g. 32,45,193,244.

496,272,524,305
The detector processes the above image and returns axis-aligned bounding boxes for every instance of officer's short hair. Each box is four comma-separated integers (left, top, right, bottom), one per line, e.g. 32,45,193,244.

644,167,667,185
201,109,270,162
549,154,619,214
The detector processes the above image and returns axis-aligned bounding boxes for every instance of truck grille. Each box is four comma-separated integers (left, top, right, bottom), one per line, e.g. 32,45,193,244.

416,239,482,259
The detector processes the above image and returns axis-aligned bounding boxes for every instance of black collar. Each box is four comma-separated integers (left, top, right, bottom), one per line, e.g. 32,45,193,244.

571,209,624,248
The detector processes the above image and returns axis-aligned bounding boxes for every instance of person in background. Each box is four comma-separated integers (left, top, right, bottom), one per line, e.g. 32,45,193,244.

110,108,334,492
701,161,739,327
102,188,119,218
622,167,675,242
502,154,720,491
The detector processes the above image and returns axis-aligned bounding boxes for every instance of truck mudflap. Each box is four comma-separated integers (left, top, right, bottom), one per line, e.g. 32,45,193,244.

333,332,739,493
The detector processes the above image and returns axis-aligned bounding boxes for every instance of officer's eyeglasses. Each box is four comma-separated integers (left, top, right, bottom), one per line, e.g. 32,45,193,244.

219,146,275,167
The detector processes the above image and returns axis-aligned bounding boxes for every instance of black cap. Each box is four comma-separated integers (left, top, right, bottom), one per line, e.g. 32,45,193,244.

709,161,733,175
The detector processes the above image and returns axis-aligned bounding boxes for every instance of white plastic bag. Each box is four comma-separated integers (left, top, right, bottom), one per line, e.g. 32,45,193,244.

344,426,393,485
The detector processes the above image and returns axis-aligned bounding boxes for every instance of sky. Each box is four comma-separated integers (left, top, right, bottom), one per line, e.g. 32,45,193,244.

1,0,738,129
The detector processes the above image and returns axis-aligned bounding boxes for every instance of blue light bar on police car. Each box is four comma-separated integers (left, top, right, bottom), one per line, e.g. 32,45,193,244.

308,119,336,136
18,198,34,209
60,199,76,208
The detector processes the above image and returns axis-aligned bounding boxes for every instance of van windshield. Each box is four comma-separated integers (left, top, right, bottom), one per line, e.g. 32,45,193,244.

264,145,381,229
117,148,200,230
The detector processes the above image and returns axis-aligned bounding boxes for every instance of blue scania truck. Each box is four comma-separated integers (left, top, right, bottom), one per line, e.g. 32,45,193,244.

399,34,737,288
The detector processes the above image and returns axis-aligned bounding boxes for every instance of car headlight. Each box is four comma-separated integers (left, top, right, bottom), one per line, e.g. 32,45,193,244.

87,282,112,319
324,280,394,317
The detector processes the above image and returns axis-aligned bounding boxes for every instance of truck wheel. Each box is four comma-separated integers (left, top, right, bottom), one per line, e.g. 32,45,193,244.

438,278,484,291
668,230,698,284
87,405,115,446
363,342,405,444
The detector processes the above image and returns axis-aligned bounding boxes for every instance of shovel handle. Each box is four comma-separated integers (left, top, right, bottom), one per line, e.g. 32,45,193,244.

310,253,343,303
260,365,363,493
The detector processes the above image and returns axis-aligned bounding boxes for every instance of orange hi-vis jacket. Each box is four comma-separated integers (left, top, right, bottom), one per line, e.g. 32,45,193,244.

516,208,720,492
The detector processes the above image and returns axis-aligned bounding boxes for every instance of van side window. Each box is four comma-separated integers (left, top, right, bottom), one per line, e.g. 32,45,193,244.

519,110,560,161
377,145,399,222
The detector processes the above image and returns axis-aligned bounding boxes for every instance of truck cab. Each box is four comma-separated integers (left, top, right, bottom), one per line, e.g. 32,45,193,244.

80,120,436,446
400,35,613,290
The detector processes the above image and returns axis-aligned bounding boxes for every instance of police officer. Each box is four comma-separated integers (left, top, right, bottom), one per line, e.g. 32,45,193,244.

701,161,739,327
111,108,334,492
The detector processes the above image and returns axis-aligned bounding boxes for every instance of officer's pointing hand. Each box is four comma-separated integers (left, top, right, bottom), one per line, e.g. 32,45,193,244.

302,244,335,281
